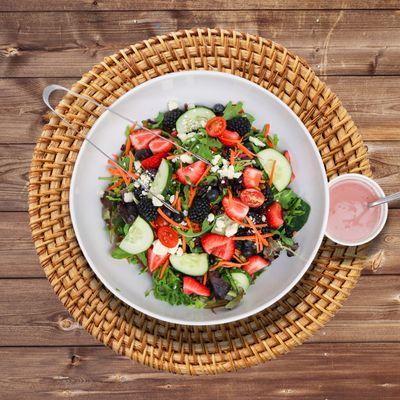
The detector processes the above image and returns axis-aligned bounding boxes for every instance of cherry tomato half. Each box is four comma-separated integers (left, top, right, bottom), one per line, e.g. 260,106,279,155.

157,226,179,248
240,188,265,208
154,214,169,228
219,130,241,147
205,117,227,137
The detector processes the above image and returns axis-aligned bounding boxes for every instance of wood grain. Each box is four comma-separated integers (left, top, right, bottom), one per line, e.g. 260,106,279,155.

0,344,399,400
1,141,398,212
1,76,400,144
0,275,399,346
1,11,399,77
1,210,399,278
1,0,399,11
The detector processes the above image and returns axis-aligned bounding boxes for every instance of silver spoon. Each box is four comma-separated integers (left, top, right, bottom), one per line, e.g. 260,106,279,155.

368,191,400,208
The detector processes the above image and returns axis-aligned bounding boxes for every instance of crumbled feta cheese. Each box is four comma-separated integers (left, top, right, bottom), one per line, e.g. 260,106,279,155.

134,161,142,171
211,165,219,173
133,181,140,188
139,173,151,188
177,130,197,143
123,192,134,203
180,153,194,164
152,238,182,256
176,247,184,256
218,163,236,179
171,157,178,163
151,194,164,207
261,215,266,222
211,154,221,165
169,194,175,204
207,213,215,223
168,100,179,111
233,171,242,179
183,210,188,217
181,221,187,226
249,136,266,147
225,222,239,237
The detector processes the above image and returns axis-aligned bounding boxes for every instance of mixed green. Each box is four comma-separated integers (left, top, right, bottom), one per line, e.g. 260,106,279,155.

100,101,310,309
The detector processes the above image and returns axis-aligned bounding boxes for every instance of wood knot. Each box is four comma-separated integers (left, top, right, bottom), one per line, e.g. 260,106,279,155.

70,354,81,366
1,47,20,57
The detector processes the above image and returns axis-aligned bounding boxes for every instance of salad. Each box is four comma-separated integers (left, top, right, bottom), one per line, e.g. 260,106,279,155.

100,101,310,310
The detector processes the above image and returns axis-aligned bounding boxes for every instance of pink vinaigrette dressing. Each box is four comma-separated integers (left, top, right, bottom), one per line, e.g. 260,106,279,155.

327,179,382,243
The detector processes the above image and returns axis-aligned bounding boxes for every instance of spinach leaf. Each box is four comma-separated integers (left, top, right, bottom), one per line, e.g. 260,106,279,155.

274,189,298,209
285,198,311,231
135,251,148,267
147,112,164,129
223,101,243,120
111,247,131,259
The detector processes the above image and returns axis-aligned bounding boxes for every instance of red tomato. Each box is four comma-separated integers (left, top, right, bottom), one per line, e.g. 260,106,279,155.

157,226,179,248
219,130,241,147
205,117,227,137
154,215,169,228
240,188,265,208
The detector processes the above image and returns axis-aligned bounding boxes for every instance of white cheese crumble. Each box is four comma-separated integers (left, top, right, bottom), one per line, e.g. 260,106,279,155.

139,172,151,188
151,194,164,207
152,239,182,256
168,100,179,111
225,223,239,237
249,136,266,147
134,160,142,171
133,181,141,188
183,210,188,217
261,215,266,222
169,194,175,204
180,153,194,164
207,213,215,223
123,192,134,203
177,130,197,143
176,247,184,256
211,154,221,165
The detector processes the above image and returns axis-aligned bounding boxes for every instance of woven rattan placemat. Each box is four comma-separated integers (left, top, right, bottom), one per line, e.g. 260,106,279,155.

29,28,370,375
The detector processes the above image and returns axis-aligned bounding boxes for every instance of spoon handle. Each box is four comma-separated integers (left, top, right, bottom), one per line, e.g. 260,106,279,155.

368,191,400,208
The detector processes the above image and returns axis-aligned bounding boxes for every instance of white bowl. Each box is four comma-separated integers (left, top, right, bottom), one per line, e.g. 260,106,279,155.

70,70,329,325
325,173,388,246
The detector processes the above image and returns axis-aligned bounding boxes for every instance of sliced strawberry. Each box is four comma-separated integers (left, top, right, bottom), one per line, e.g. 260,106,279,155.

176,161,207,185
140,152,168,169
265,201,284,229
200,233,235,261
243,167,263,189
147,247,170,273
149,137,174,154
283,150,291,163
219,130,241,147
222,196,249,221
243,255,270,275
130,128,160,150
183,276,210,297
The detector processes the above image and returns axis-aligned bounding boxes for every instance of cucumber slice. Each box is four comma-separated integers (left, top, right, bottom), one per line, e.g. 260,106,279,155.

257,148,292,191
230,271,251,293
119,216,154,255
150,159,171,195
170,253,208,276
176,107,215,139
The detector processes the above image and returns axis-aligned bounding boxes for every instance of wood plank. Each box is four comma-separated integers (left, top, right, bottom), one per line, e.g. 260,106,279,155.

0,76,399,145
1,10,399,77
0,343,399,399
2,209,399,278
1,0,399,11
0,275,399,346
1,141,398,212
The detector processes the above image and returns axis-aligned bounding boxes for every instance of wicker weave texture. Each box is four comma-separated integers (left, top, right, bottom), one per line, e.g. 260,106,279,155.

29,28,370,375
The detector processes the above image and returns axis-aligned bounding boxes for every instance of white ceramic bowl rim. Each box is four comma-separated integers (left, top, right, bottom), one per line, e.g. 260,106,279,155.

325,173,388,246
69,70,329,325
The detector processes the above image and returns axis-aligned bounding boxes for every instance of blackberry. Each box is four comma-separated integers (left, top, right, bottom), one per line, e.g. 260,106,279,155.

206,187,220,202
226,117,251,136
188,196,210,223
137,198,158,222
133,187,146,201
213,103,225,116
118,202,138,224
163,109,184,131
208,254,217,265
161,206,183,223
264,184,274,206
241,240,257,257
237,227,253,236
248,209,264,224
135,149,153,161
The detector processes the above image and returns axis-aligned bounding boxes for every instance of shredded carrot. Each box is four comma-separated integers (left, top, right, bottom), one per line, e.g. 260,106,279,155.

186,217,193,232
106,178,123,191
245,216,270,248
227,188,233,201
182,236,186,253
129,123,137,134
195,165,211,186
159,259,170,279
128,151,134,174
233,254,243,263
269,160,277,186
157,209,188,230
202,273,208,286
172,190,179,207
266,136,274,148
166,154,178,160
237,142,255,158
231,218,269,229
188,186,197,208
176,196,182,212
263,123,270,138
124,136,132,156
210,260,249,271
230,149,236,165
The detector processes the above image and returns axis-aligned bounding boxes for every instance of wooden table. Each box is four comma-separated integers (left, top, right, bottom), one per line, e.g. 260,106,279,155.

1,1,399,398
